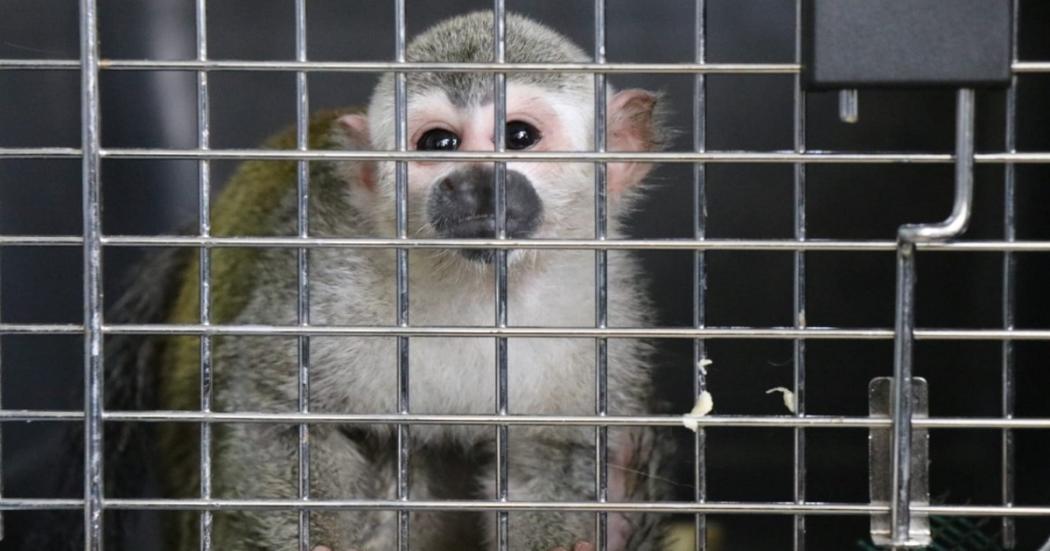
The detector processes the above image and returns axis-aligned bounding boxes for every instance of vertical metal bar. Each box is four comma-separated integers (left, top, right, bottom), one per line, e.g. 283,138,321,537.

838,90,859,124
393,2,411,550
891,88,975,547
889,243,917,548
0,250,4,542
691,2,708,550
1000,1,1019,546
79,0,103,548
792,2,808,549
294,2,312,550
491,4,510,551
593,2,609,550
194,1,213,549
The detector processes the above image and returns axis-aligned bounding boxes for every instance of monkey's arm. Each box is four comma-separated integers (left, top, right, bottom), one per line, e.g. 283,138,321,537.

155,110,378,550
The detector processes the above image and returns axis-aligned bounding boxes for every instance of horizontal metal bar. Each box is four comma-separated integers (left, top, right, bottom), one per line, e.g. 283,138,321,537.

3,323,1050,341
4,235,1050,253
0,498,1046,517
0,59,798,73
1012,61,1050,73
1,147,1050,164
0,235,83,246
2,410,1050,429
0,323,82,334
91,326,1050,342
82,237,1050,253
3,411,883,426
0,59,81,70
2,58,1049,75
2,147,1049,164
0,147,81,158
921,505,1050,517
0,324,894,338
0,498,874,514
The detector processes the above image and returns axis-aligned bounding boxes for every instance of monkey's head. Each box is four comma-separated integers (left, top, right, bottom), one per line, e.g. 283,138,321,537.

333,11,669,267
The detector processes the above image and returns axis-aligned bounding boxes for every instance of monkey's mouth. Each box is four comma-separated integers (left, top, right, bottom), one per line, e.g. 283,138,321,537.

435,215,539,264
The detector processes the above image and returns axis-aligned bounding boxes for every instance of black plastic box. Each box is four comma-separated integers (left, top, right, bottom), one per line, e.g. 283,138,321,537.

802,0,1012,89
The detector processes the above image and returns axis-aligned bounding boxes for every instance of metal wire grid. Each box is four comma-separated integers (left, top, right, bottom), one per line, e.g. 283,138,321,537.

0,1,1048,551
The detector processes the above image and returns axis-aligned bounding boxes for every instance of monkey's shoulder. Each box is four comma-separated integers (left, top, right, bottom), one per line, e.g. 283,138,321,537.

160,109,365,408
176,107,365,319
210,107,362,236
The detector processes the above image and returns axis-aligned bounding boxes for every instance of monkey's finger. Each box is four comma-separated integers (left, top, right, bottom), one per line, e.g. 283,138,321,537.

573,542,595,551
311,546,332,551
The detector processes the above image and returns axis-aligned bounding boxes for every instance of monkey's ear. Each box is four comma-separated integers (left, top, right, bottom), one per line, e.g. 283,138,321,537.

335,113,376,189
606,89,668,194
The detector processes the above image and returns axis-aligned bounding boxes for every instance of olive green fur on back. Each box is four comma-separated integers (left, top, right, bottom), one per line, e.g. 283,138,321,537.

157,109,357,549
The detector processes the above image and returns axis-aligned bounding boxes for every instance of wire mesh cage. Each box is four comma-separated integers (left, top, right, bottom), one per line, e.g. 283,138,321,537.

1,1,1049,550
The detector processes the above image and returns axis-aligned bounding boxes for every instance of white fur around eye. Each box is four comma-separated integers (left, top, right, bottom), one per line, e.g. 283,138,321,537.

547,90,595,151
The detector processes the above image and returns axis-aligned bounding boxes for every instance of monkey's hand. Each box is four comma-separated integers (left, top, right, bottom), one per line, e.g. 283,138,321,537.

479,427,667,551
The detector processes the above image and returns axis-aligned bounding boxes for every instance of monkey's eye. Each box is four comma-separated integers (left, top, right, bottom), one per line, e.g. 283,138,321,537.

506,121,541,150
417,128,460,151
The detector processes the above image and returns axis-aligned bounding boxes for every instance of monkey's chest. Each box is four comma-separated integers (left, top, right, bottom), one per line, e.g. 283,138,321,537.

407,337,595,416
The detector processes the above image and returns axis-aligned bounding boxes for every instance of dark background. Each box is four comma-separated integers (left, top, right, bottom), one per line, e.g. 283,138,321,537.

1,1,1049,549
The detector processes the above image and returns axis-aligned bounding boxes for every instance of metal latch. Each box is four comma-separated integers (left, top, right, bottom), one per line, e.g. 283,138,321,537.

801,2,1013,547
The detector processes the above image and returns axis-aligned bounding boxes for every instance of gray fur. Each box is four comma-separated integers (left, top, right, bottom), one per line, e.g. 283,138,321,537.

402,11,591,106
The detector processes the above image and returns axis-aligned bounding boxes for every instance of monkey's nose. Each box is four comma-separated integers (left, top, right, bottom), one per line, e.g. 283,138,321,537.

435,174,486,214
427,166,543,261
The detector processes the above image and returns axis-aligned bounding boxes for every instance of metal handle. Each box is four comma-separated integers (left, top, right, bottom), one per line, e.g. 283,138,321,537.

869,377,929,548
888,88,976,548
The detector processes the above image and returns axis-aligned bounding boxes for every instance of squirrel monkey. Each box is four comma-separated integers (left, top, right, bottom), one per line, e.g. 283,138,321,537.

102,10,672,551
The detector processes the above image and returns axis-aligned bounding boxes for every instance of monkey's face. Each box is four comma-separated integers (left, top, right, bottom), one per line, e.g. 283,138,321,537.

337,81,664,268
401,83,596,264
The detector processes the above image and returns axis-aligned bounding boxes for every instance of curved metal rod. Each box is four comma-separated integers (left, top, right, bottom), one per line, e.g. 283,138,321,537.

899,89,976,243
890,88,976,548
